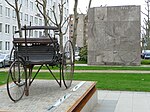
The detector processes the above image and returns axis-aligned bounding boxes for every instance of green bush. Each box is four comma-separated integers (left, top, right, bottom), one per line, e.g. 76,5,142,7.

141,59,150,65
79,45,87,62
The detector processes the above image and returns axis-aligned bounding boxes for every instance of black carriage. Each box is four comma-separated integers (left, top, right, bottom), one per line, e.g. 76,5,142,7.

7,25,75,102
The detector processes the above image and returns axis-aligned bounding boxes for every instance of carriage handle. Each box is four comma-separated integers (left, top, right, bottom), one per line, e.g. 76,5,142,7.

15,26,58,34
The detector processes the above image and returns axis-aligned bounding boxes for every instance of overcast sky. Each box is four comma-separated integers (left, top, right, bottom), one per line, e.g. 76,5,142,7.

69,0,145,14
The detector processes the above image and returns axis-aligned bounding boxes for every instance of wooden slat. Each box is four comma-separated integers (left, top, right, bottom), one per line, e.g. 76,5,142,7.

68,82,97,112
13,38,58,44
15,26,58,33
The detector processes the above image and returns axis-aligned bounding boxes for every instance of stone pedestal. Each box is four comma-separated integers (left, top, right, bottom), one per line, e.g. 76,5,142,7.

0,80,97,112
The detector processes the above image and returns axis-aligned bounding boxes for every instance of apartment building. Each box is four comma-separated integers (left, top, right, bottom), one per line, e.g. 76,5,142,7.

0,0,69,53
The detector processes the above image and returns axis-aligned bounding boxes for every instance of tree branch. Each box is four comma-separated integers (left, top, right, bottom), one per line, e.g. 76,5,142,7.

142,11,148,17
35,0,44,7
18,4,22,12
47,13,57,26
5,0,16,9
62,18,70,35
58,4,63,25
61,16,70,28
88,0,92,11
50,6,58,25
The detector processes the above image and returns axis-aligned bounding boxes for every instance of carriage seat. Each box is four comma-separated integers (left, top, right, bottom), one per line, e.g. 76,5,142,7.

13,38,59,65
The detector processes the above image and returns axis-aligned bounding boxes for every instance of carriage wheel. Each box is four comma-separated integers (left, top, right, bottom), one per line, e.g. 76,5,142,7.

62,40,75,88
7,59,26,102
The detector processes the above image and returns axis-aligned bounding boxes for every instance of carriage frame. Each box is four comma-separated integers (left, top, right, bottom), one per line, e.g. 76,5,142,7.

6,25,75,102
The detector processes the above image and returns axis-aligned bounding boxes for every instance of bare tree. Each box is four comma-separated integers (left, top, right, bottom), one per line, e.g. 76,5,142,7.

142,0,150,49
50,0,70,52
36,0,70,52
5,0,22,37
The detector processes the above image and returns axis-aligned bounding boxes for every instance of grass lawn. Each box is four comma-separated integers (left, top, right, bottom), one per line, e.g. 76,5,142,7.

73,73,150,92
33,65,150,71
1,71,150,92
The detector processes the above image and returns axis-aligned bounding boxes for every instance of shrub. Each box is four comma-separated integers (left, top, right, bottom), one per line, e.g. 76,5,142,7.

141,59,150,65
79,45,87,62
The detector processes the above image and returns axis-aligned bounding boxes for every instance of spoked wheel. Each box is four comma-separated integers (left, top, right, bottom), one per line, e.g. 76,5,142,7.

62,40,75,88
7,59,26,102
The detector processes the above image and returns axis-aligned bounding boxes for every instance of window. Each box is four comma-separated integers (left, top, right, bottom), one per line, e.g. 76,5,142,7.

50,10,52,18
12,26,17,34
39,18,42,25
39,31,42,37
64,17,66,21
5,42,10,50
20,12,23,20
50,0,52,5
47,9,50,16
0,5,2,15
19,0,23,4
64,8,66,14
26,30,28,36
53,2,56,11
29,30,33,37
0,23,2,32
5,7,10,17
30,15,33,23
5,24,10,34
25,14,28,22
34,17,38,24
30,1,33,10
25,0,28,7
12,10,16,18
34,31,38,37
64,36,66,43
0,41,2,50
47,0,50,5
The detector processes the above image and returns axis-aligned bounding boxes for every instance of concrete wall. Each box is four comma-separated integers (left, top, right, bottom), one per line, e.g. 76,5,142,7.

88,6,141,66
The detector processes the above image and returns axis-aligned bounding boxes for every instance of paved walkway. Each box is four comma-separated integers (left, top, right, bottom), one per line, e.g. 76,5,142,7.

93,90,150,112
1,67,150,73
35,70,150,73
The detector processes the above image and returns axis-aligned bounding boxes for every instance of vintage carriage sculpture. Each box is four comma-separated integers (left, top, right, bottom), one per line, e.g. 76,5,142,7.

7,25,75,102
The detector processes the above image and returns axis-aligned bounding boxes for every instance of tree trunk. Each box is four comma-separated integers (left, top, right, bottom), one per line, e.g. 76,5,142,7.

15,2,22,38
83,16,87,46
59,31,63,53
83,0,92,46
72,0,78,48
43,0,48,36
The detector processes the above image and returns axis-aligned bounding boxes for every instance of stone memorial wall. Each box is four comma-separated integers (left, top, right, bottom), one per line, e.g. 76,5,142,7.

88,6,141,65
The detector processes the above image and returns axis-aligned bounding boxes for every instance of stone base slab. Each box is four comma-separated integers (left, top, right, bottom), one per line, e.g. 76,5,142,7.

0,80,97,112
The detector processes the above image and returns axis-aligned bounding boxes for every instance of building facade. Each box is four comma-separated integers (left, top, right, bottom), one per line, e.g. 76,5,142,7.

0,0,69,53
88,6,141,66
